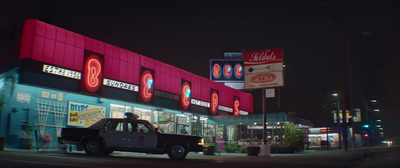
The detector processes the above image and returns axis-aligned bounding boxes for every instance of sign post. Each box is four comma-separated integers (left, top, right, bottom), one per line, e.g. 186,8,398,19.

244,48,284,156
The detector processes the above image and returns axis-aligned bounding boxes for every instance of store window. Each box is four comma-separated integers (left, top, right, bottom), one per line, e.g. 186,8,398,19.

110,104,127,118
157,111,175,134
134,107,151,121
176,113,191,135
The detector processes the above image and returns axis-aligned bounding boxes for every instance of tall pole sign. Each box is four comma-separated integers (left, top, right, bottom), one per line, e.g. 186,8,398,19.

243,47,284,156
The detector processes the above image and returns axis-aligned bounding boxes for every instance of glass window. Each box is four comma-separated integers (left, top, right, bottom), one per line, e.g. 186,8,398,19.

110,104,126,118
104,120,124,131
134,107,151,121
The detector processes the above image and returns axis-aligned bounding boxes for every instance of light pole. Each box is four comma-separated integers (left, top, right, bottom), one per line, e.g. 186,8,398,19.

346,32,373,151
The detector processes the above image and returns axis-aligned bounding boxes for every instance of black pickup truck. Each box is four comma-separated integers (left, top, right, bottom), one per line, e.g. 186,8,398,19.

59,114,205,160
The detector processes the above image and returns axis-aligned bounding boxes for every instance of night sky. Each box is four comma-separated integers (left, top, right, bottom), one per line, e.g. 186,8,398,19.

1,0,400,139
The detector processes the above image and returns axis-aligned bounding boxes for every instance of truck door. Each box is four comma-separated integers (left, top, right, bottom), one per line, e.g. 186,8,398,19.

126,120,157,148
100,119,126,147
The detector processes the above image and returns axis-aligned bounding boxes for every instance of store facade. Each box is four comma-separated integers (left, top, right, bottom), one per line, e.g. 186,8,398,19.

0,19,253,149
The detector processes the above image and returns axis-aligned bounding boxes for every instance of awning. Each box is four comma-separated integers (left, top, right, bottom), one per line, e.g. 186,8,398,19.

207,112,313,127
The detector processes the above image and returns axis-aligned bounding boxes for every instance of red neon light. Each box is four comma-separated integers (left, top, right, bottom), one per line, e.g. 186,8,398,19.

211,91,218,114
224,64,232,78
84,54,102,93
181,82,190,110
140,70,153,102
235,64,242,78
233,98,240,115
213,64,221,78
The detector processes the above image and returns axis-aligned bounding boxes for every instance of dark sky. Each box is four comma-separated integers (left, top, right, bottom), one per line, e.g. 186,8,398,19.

1,0,400,139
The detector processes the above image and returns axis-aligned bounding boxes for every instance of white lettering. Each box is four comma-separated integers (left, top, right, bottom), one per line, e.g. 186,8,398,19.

249,50,276,62
103,78,139,92
43,64,81,80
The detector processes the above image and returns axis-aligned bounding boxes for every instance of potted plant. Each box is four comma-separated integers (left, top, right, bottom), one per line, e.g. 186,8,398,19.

0,133,5,151
203,136,215,155
20,125,33,149
0,94,6,151
225,144,237,153
244,138,251,145
56,135,67,150
39,134,51,149
238,139,245,145
246,140,260,156
237,146,247,153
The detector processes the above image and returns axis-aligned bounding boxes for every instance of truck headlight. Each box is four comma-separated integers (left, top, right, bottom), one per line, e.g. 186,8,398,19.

198,138,205,146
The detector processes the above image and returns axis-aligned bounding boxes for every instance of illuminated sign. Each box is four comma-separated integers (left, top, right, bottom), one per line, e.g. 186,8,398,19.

67,101,106,127
210,89,219,115
103,78,138,92
212,64,222,79
233,96,240,115
191,98,210,108
223,63,232,78
234,63,243,78
239,110,249,115
210,59,244,82
180,80,191,110
155,90,180,101
43,64,81,79
81,51,104,95
139,68,154,103
218,105,233,113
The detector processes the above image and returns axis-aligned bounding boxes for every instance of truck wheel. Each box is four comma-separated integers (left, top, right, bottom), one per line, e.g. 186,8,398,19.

167,143,188,160
83,139,103,156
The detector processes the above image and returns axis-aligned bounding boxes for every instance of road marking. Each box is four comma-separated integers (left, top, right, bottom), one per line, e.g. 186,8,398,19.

0,159,113,168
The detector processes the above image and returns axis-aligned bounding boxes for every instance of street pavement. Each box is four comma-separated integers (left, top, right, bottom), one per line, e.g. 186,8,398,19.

0,145,398,168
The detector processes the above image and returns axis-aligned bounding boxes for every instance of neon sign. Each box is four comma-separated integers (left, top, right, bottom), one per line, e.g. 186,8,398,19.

233,97,240,115
210,90,218,115
234,63,243,78
81,51,103,94
223,63,232,78
140,69,154,103
212,64,221,78
180,80,191,110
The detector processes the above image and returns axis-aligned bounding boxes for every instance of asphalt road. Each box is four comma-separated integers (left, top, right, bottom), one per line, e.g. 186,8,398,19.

0,145,398,168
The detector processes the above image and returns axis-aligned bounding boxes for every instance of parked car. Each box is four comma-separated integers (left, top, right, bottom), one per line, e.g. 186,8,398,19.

59,113,204,160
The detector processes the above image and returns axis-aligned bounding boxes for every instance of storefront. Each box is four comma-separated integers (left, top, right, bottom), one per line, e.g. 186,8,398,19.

207,113,313,149
307,127,362,148
0,19,253,149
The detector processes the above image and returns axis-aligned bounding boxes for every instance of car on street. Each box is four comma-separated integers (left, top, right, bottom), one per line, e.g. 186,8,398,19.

59,113,205,160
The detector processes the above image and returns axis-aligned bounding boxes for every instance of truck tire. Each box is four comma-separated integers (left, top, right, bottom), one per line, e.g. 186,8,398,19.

83,139,103,156
167,143,188,160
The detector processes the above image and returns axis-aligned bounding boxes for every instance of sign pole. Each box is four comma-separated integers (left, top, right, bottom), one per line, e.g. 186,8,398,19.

262,89,266,145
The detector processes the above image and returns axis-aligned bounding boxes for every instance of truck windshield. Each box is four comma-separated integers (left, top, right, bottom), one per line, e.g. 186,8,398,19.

88,119,109,129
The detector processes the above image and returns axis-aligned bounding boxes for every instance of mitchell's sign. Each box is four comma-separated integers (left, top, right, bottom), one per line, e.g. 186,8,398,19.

43,64,81,79
103,78,139,92
191,98,210,108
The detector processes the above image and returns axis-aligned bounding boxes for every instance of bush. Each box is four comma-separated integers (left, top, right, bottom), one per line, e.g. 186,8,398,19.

283,123,304,151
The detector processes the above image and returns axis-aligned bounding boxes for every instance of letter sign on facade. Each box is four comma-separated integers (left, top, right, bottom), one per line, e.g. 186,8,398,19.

81,51,103,95
139,68,155,103
180,80,191,110
210,89,219,115
233,96,240,116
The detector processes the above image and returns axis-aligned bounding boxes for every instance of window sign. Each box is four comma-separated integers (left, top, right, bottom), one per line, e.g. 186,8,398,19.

68,101,106,127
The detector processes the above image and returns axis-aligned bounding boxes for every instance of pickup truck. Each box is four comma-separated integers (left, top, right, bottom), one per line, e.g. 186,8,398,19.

59,114,205,160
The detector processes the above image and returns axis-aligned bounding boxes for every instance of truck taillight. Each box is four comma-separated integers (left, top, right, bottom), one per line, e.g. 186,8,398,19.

198,138,205,146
